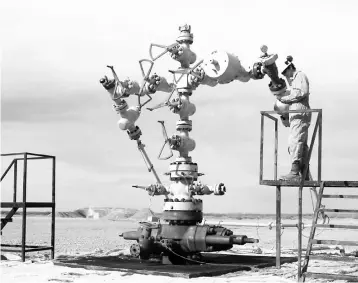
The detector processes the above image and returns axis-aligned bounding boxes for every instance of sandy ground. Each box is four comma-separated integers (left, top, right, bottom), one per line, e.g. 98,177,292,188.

1,217,358,283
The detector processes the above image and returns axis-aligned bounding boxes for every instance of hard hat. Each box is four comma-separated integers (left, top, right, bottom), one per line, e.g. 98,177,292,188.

281,55,294,75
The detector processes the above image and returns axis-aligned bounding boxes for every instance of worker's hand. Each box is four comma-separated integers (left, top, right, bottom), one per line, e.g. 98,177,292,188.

280,115,290,127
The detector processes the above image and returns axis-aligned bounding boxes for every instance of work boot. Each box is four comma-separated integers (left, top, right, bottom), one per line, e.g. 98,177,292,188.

300,163,311,180
280,161,301,181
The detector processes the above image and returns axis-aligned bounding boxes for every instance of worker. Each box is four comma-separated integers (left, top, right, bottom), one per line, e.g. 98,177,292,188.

277,56,311,180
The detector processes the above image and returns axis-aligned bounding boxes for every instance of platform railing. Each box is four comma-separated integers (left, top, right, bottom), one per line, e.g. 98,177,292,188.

259,109,322,271
259,109,358,280
260,109,322,185
1,152,56,261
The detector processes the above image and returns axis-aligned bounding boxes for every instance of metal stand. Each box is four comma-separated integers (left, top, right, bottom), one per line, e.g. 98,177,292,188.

300,182,358,282
1,152,56,261
259,109,358,280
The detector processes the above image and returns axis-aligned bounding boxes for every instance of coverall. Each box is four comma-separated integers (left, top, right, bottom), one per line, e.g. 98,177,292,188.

279,71,311,169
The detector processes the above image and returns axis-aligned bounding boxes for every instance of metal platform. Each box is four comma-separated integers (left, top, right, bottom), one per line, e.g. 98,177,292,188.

53,253,297,278
260,180,358,187
1,152,56,261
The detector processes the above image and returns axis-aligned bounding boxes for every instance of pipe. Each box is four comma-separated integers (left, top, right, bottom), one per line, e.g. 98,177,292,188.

121,231,140,240
205,235,259,245
202,220,312,229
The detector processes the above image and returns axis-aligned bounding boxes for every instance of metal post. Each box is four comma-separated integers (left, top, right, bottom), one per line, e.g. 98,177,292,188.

298,185,303,278
51,157,56,259
276,185,281,268
318,112,322,182
260,114,264,182
22,153,28,262
274,119,278,180
13,160,17,202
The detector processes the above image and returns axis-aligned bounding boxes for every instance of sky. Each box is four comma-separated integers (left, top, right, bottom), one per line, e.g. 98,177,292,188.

1,0,358,214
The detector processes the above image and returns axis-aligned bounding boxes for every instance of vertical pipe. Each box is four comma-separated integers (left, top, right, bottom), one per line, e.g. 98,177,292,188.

22,153,28,262
274,119,278,180
13,160,18,202
318,112,322,182
298,185,303,278
260,114,264,182
51,157,56,259
276,185,281,268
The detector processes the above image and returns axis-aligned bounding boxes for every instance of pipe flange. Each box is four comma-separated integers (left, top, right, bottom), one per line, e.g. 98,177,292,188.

163,200,203,211
130,243,140,258
163,210,203,222
169,161,198,180
177,24,193,44
127,126,142,140
176,120,192,132
113,100,128,112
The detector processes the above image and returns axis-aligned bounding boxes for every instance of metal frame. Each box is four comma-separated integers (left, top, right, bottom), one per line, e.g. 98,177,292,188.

300,182,358,282
1,152,56,261
260,109,322,271
259,109,358,281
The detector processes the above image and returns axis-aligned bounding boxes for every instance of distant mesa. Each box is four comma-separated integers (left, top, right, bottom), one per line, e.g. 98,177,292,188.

48,207,138,219
128,208,156,221
105,208,139,221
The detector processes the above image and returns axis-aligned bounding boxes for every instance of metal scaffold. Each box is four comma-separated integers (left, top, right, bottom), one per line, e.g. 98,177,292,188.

259,109,358,282
1,152,56,262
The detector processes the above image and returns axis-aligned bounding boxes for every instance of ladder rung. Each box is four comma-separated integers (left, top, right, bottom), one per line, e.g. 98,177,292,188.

315,224,358,229
305,272,358,281
311,239,358,246
1,218,13,223
322,194,358,199
319,208,358,213
309,255,358,262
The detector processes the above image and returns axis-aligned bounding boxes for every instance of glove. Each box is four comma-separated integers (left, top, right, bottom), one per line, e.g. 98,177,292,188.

280,115,290,127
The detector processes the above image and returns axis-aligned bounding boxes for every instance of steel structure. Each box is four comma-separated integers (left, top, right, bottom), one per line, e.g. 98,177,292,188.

301,181,358,282
99,24,258,264
259,110,358,281
1,152,56,261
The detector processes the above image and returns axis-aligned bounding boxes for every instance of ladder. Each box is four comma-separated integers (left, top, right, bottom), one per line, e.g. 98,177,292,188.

1,207,19,231
300,181,358,282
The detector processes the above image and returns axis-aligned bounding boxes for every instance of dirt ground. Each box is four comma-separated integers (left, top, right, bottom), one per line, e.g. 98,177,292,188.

1,217,358,282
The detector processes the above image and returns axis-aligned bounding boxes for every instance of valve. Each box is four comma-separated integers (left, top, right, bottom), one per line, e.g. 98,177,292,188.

100,66,141,100
168,98,183,113
189,182,226,196
188,65,205,88
170,44,184,60
213,183,226,195
169,59,204,84
146,87,179,112
251,45,287,95
100,65,124,101
149,42,180,61
169,135,181,150
132,183,168,196
138,59,155,109
157,121,173,160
